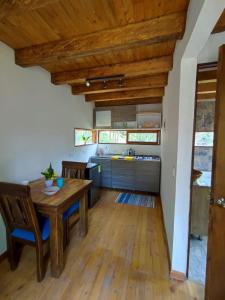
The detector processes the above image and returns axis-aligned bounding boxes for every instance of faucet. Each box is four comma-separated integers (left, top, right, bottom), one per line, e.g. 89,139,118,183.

128,148,135,156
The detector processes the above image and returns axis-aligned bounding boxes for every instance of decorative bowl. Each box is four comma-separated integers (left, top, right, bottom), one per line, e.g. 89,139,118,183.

44,186,60,196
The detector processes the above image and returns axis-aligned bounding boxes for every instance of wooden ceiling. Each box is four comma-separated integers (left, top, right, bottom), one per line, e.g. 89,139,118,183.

197,67,217,101
0,1,224,107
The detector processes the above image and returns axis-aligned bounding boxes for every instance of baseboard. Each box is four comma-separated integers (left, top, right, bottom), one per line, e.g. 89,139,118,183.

0,250,8,263
170,270,186,281
158,197,171,270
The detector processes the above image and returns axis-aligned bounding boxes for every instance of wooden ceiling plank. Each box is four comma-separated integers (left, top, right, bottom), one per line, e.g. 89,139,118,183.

15,12,185,67
95,97,162,107
86,88,164,102
72,74,168,95
52,56,173,85
0,0,57,21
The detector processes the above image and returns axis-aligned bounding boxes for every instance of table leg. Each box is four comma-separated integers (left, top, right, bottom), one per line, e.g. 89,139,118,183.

79,191,88,237
49,213,64,278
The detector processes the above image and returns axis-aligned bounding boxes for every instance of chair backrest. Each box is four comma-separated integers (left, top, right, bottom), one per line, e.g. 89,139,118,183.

0,182,41,240
62,161,87,179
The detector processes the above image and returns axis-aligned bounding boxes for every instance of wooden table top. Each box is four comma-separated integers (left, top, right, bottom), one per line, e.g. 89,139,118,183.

30,178,92,208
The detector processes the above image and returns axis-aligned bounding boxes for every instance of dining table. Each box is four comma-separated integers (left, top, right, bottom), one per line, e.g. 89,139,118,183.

30,178,92,278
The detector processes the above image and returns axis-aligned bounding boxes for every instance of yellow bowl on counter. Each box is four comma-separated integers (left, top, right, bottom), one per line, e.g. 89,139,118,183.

111,155,121,160
124,156,135,161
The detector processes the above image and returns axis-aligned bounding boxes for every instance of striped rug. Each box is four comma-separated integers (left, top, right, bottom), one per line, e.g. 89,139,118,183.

115,193,155,208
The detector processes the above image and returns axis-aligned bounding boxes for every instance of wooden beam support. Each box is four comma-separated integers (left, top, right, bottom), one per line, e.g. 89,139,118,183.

197,93,216,100
197,82,217,93
15,12,185,67
0,0,56,21
86,88,164,102
213,10,225,34
71,74,168,95
198,70,217,83
52,56,173,85
95,97,162,107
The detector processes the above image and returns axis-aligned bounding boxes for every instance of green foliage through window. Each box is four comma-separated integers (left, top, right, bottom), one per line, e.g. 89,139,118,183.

98,130,127,144
128,132,158,143
195,132,214,147
74,129,95,146
98,130,160,145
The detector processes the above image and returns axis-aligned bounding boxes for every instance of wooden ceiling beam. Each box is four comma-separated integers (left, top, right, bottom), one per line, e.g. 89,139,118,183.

52,56,173,85
15,12,185,67
0,0,57,21
86,88,164,102
95,97,162,107
197,93,216,100
72,74,168,95
213,10,225,34
198,70,217,83
197,82,217,93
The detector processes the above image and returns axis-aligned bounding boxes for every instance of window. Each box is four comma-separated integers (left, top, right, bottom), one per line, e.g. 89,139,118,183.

98,130,126,144
127,130,160,145
195,132,214,147
74,128,96,146
98,130,160,145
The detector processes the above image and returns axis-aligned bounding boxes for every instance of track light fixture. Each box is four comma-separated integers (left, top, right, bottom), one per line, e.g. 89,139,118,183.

85,75,124,89
85,80,90,87
118,78,124,87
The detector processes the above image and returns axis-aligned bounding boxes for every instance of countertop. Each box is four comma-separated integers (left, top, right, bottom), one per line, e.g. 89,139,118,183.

92,154,161,162
86,163,99,169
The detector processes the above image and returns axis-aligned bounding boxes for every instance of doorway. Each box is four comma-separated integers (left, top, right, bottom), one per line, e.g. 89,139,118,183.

187,63,217,285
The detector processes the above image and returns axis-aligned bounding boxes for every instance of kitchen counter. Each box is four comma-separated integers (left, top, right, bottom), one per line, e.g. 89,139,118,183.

90,155,161,193
95,154,160,162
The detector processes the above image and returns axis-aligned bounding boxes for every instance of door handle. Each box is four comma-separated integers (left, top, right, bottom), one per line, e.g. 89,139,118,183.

214,198,225,208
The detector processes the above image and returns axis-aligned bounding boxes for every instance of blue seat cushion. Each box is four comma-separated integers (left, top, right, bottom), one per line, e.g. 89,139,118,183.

63,202,79,220
11,217,50,242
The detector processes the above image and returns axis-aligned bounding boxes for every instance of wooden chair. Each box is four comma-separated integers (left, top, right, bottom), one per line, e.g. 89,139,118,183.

62,161,87,244
62,161,87,180
0,182,50,282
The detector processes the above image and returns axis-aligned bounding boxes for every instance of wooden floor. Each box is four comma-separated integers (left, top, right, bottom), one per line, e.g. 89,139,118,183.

0,189,204,300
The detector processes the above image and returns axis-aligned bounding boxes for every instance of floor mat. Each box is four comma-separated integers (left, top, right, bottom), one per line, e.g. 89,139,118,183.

115,192,155,208
189,236,207,285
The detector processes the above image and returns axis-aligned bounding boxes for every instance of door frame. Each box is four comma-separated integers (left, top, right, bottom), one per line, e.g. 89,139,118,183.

186,61,218,279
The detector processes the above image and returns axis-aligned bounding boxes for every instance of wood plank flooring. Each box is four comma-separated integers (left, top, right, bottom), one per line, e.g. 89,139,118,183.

0,189,204,300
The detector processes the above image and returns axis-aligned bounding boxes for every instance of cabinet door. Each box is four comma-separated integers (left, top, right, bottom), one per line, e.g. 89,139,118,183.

135,161,160,193
91,157,112,188
95,111,111,128
112,160,135,190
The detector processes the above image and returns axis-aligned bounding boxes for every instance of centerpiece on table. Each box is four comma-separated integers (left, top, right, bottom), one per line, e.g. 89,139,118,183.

41,163,57,187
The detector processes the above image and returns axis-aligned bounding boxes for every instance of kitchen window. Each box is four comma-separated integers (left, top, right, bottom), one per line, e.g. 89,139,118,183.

98,130,160,145
74,128,96,146
98,130,127,144
127,130,160,145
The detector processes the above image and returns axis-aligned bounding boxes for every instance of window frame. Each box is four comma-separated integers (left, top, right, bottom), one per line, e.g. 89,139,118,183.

194,131,214,148
127,130,161,145
74,128,96,147
98,129,161,145
98,129,127,144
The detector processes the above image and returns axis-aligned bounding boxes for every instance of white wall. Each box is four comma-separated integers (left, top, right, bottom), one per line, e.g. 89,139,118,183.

0,42,97,254
198,31,225,62
161,0,225,274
